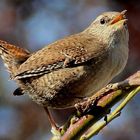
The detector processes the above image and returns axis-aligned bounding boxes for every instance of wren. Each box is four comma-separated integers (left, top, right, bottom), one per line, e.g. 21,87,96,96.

0,10,129,129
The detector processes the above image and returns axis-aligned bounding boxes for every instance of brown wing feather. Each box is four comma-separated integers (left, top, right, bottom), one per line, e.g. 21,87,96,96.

15,33,107,79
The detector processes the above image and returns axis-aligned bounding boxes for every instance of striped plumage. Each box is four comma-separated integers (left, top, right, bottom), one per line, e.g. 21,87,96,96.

0,40,30,77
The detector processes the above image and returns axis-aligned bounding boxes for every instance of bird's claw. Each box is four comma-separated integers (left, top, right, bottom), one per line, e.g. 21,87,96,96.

51,126,62,136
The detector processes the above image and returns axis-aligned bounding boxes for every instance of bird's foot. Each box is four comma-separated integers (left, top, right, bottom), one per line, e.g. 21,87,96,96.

74,97,93,116
51,125,62,136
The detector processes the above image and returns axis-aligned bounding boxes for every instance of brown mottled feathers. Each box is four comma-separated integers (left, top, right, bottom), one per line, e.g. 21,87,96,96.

0,40,30,75
15,33,107,79
0,40,30,62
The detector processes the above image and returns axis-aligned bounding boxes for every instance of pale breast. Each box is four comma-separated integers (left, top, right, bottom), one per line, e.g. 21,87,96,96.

109,28,129,77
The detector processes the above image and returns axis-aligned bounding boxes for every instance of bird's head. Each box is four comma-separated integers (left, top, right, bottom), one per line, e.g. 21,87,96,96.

85,10,129,45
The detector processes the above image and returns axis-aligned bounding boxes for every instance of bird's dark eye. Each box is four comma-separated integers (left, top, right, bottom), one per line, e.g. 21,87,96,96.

100,18,106,24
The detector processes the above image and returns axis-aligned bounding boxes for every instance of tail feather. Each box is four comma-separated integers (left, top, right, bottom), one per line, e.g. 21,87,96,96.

0,40,30,76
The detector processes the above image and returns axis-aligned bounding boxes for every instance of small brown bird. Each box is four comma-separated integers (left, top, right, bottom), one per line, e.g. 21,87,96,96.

0,10,129,130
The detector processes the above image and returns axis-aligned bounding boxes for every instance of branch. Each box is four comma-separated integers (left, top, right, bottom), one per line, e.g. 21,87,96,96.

51,71,140,140
80,86,140,140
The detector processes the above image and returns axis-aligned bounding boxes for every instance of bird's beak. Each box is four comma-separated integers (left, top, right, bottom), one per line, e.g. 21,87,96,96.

111,10,127,25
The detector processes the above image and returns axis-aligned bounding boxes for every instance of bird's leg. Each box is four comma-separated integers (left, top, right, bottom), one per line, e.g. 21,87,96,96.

44,107,60,131
72,96,88,99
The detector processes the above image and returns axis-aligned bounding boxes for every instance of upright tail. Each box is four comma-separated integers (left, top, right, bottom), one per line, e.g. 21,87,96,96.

0,40,30,77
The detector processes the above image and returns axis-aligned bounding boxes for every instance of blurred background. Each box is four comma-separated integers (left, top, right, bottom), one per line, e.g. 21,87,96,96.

0,0,140,140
